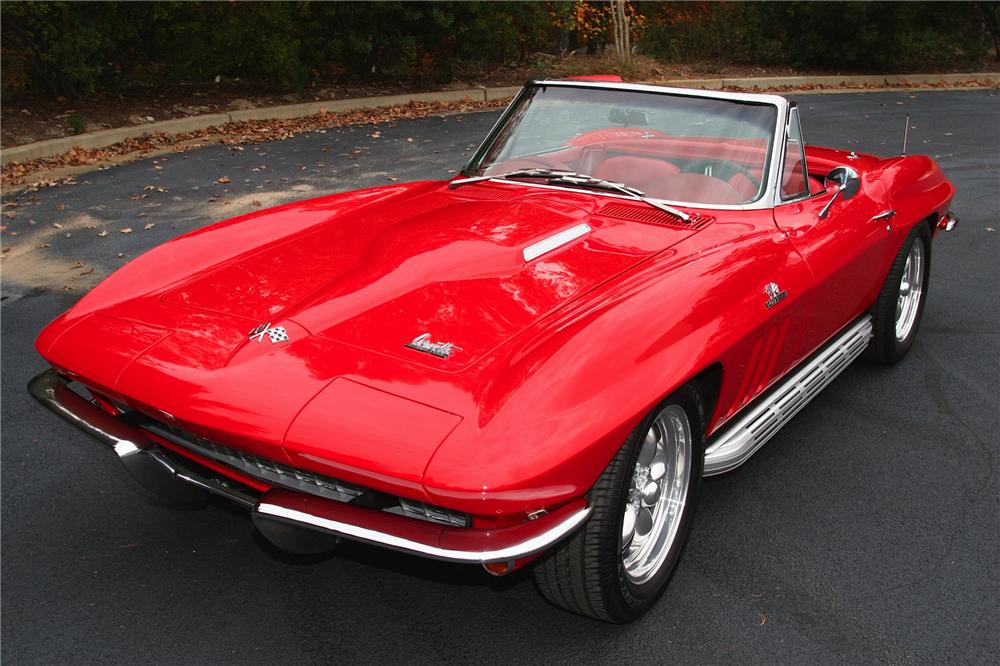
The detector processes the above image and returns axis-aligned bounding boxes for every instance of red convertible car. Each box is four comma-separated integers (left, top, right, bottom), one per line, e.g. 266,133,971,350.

30,78,957,622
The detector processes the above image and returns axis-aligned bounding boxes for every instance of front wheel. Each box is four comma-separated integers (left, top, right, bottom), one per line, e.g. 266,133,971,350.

867,223,932,363
532,385,705,622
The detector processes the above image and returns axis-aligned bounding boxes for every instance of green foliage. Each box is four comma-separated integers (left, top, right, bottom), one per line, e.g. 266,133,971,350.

67,114,84,134
641,1,991,71
0,1,992,100
1,1,555,97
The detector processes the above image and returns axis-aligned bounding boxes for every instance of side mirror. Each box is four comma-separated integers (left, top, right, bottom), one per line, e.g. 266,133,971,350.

818,166,860,218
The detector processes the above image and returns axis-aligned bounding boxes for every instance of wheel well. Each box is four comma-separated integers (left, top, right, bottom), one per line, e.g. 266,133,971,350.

688,363,723,435
923,211,938,237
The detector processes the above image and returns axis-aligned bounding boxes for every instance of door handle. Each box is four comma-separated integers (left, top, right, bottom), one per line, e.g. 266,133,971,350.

871,209,896,231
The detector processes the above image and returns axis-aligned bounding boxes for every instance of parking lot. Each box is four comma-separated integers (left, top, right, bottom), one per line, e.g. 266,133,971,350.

2,89,998,663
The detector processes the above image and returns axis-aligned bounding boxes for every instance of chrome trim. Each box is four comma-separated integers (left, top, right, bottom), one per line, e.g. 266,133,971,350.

523,223,592,262
534,79,789,106
704,316,874,475
774,105,812,206
27,369,254,507
255,500,593,564
30,368,590,561
872,209,896,233
938,211,958,232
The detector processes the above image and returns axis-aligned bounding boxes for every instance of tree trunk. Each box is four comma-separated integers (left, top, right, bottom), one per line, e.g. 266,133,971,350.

610,0,631,64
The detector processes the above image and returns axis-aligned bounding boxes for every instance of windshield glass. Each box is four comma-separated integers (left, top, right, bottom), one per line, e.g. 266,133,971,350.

472,84,778,206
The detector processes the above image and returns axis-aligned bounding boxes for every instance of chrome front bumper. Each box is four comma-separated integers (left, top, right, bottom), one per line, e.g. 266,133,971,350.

28,368,591,564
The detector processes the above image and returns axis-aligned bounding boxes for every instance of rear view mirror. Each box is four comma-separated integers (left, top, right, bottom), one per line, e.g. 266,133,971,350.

608,107,648,127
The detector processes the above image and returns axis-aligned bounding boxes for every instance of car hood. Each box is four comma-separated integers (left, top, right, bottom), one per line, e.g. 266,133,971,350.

156,185,699,371
36,183,710,493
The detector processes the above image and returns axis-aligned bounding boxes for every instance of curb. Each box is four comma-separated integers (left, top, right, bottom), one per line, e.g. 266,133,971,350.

2,72,997,167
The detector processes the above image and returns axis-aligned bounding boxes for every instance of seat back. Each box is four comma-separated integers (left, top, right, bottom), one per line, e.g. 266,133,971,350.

593,156,680,194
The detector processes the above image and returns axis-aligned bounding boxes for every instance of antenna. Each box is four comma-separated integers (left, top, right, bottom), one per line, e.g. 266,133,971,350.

901,113,910,156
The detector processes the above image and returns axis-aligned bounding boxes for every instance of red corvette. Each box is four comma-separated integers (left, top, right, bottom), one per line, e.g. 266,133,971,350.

30,79,957,622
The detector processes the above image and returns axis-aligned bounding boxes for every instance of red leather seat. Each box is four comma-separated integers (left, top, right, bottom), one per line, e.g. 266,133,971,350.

593,156,680,194
729,173,827,202
654,173,744,204
728,173,759,201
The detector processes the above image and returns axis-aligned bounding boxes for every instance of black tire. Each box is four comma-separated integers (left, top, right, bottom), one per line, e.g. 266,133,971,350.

532,384,705,623
866,223,932,364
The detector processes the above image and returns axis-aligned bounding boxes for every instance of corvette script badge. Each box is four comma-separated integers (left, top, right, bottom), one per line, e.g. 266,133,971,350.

764,282,788,309
248,322,289,344
405,333,461,359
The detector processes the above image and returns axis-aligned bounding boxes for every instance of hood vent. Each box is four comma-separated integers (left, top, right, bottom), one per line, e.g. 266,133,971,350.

452,186,516,201
600,202,713,230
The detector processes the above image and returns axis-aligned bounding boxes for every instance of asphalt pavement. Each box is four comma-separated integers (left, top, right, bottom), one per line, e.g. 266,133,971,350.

2,89,998,664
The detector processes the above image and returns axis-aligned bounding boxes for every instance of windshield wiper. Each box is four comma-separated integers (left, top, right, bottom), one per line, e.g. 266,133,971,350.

548,173,691,222
448,168,574,189
448,168,690,221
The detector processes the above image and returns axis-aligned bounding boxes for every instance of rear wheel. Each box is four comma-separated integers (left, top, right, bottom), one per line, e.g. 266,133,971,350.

867,224,931,363
533,385,704,622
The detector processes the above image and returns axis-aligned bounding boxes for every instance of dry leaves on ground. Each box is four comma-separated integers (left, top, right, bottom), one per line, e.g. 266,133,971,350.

2,98,510,187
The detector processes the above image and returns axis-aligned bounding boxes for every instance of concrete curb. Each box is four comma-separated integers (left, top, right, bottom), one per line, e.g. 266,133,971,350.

2,72,997,167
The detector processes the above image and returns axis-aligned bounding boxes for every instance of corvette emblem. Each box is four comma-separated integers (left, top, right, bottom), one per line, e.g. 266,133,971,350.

764,282,788,309
248,322,289,344
405,333,462,359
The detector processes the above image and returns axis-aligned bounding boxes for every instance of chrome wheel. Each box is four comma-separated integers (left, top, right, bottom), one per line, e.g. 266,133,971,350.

621,404,691,584
895,237,925,342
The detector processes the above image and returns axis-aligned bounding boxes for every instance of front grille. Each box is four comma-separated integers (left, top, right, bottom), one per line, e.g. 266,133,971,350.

143,422,470,527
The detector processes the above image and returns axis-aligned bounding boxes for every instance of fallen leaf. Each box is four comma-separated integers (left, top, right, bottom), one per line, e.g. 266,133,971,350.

251,200,262,207
53,222,62,229
120,227,133,234
387,176,399,181
36,243,51,248
371,131,381,138
153,165,163,170
143,223,155,230
97,230,109,237
216,176,231,184
759,610,767,626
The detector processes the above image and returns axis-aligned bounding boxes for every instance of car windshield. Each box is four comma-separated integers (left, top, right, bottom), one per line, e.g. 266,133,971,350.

471,84,778,206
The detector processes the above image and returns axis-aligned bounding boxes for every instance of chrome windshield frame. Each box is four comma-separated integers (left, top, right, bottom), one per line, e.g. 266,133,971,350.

461,80,790,212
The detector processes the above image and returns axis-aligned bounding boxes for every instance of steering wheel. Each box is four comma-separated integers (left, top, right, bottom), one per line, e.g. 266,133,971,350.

725,162,762,190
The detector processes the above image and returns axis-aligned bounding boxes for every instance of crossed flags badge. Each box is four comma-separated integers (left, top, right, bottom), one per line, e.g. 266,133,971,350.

248,322,290,344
